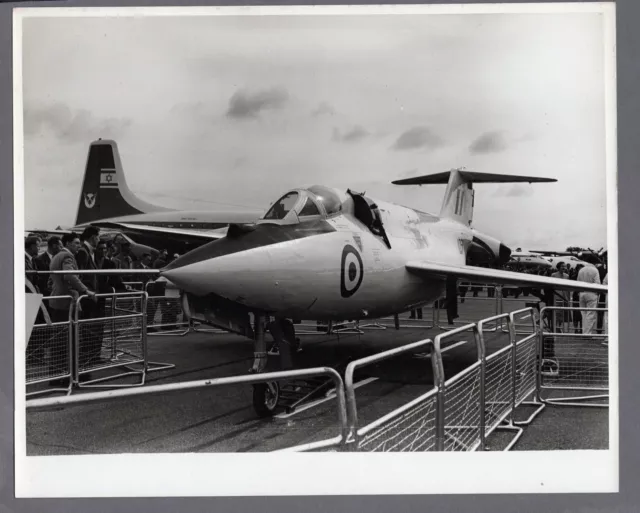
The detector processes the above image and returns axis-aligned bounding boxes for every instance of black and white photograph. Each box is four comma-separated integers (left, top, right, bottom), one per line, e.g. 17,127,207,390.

15,3,617,497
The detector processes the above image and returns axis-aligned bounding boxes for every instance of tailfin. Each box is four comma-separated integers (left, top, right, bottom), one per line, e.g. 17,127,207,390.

392,169,556,226
75,139,170,226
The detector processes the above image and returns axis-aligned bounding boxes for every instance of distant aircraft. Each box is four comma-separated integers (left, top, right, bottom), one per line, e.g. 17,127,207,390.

531,248,606,267
145,168,608,415
508,250,553,269
66,139,262,254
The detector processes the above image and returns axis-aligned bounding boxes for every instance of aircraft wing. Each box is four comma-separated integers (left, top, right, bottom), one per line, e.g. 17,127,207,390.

89,222,228,241
405,261,607,294
529,250,573,256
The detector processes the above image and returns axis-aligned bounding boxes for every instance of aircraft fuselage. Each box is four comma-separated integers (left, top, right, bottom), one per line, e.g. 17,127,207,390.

163,198,472,320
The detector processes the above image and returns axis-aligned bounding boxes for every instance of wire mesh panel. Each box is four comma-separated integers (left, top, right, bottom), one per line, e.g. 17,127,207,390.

509,309,539,407
75,292,147,388
344,338,436,452
357,388,438,452
539,306,608,407
27,323,72,383
483,345,513,436
442,363,483,451
26,296,73,396
433,324,483,451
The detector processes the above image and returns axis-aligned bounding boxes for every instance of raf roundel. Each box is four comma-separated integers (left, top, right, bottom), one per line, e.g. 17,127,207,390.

340,244,364,298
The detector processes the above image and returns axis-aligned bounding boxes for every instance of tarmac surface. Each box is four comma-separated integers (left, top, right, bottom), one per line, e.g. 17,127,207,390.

25,296,609,454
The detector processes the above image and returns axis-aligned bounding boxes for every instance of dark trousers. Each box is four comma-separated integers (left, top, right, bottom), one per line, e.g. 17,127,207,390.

78,298,105,368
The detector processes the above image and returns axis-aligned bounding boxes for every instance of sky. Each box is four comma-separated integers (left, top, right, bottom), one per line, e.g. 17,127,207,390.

19,9,613,250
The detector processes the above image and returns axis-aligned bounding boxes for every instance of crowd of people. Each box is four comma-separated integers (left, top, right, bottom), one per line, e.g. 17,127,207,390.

24,228,178,384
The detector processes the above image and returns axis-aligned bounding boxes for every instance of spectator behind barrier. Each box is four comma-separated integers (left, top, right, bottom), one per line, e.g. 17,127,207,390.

153,249,169,269
75,226,105,368
34,236,62,296
24,236,40,293
115,242,135,281
102,241,128,292
47,232,96,317
577,263,601,335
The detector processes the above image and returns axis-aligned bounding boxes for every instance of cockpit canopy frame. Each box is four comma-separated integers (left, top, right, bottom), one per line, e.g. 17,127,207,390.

259,185,344,225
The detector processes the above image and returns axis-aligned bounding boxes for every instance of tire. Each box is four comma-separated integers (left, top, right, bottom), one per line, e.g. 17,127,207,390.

252,381,280,418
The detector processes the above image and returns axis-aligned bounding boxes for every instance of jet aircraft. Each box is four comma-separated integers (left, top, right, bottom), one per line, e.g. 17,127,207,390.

148,169,609,415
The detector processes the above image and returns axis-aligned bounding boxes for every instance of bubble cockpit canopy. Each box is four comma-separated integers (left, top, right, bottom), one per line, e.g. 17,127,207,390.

261,185,344,223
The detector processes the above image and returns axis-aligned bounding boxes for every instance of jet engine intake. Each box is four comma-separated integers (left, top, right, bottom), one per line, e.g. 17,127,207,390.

467,229,512,266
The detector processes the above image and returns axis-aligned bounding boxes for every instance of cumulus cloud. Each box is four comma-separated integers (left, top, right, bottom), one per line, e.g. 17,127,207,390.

469,130,508,154
392,126,443,151
226,86,290,119
24,102,132,142
332,125,370,143
311,102,335,117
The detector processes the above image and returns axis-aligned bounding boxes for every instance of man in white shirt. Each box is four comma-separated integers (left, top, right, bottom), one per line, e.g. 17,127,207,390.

577,264,601,334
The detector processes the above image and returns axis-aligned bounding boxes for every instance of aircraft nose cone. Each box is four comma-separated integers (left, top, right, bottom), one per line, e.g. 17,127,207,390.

498,243,512,264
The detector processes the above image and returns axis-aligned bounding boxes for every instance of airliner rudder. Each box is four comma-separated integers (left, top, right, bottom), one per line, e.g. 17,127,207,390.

75,139,170,227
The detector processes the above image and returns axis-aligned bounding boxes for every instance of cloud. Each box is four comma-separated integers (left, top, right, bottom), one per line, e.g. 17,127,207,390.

311,102,335,117
332,125,370,143
469,130,508,154
226,86,290,119
24,102,132,143
392,126,444,151
492,184,535,198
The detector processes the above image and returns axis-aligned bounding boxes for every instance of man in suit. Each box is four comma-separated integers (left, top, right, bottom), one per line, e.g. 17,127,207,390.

25,236,44,365
24,236,40,293
48,232,97,383
75,226,104,368
34,236,62,296
99,241,128,293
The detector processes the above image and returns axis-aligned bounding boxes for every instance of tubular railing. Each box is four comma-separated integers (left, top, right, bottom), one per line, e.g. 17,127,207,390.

27,367,349,452
538,306,609,407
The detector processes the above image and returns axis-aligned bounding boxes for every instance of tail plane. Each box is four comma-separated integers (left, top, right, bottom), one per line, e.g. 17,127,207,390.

392,169,556,226
75,139,170,226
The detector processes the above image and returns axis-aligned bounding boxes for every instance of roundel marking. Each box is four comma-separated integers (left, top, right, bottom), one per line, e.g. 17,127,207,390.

341,244,364,298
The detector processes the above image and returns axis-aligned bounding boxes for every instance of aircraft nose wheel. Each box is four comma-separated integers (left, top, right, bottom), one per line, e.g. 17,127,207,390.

252,381,280,417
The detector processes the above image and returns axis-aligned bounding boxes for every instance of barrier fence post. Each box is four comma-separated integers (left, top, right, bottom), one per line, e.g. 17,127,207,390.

477,318,487,451
431,337,445,451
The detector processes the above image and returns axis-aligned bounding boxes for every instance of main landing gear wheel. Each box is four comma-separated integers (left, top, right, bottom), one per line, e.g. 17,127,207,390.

252,381,280,417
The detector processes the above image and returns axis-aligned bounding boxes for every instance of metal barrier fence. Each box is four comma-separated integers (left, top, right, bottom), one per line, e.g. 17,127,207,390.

27,367,349,452
74,291,147,388
338,307,548,452
26,295,74,397
538,306,609,407
344,339,438,452
24,291,148,393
